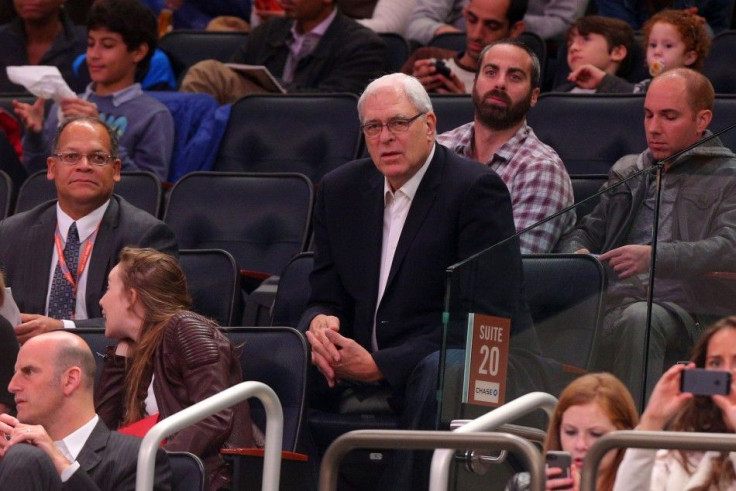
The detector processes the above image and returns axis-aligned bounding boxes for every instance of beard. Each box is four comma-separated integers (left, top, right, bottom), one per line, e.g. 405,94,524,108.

473,87,533,131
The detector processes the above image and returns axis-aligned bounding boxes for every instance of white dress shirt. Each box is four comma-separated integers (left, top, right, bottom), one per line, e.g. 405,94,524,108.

55,414,99,482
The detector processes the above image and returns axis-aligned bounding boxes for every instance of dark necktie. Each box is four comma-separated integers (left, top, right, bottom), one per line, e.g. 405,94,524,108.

48,222,80,319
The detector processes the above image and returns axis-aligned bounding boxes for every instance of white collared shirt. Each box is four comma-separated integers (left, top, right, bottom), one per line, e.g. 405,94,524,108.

46,201,110,327
55,414,99,482
372,144,435,351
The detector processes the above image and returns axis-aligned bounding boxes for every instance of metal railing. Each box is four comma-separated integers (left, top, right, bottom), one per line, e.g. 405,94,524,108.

429,391,558,491
136,381,283,491
318,429,544,491
581,430,736,490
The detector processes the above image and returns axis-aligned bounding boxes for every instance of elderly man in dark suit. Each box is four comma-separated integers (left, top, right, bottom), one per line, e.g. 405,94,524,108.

0,116,177,344
301,72,537,490
0,330,170,490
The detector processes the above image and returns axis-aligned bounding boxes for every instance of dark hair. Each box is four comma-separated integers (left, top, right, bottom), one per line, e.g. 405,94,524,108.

476,39,541,88
566,15,635,76
506,0,529,26
642,9,711,71
86,0,158,79
51,115,119,158
669,316,736,486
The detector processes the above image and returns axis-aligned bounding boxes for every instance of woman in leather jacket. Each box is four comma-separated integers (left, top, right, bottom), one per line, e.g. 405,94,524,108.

95,247,255,490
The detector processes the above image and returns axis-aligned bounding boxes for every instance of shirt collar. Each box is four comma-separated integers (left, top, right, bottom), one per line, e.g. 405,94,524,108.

384,144,435,204
82,83,143,107
290,6,337,41
56,414,99,461
453,122,530,165
56,200,110,242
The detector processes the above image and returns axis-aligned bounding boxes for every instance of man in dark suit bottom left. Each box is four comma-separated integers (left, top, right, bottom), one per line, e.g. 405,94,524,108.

0,331,171,490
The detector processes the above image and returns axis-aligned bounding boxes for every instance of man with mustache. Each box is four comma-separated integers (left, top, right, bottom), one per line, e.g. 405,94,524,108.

437,39,574,253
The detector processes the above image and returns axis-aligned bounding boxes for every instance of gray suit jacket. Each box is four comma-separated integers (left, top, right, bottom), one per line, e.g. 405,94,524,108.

64,419,171,490
0,195,178,327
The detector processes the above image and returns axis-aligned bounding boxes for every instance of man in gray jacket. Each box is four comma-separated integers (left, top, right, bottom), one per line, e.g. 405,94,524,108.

556,68,736,403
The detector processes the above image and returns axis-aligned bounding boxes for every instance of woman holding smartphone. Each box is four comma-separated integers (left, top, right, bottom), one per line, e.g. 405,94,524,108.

507,373,639,491
613,316,736,490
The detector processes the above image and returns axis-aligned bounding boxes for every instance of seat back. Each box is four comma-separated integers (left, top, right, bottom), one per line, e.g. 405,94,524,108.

571,174,608,222
427,31,465,51
527,93,647,175
222,326,309,452
158,30,248,81
0,169,11,219
75,328,110,390
215,94,360,184
179,249,240,326
431,94,474,134
379,32,411,73
168,451,206,491
15,170,162,217
713,95,736,152
522,254,607,370
703,31,736,94
164,172,313,277
517,31,547,77
271,252,314,327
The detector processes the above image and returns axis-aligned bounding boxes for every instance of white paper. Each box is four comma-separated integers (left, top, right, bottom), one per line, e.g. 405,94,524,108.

6,66,77,102
0,288,21,327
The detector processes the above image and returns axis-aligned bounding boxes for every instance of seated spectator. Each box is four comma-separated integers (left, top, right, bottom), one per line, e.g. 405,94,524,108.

0,330,171,490
506,372,638,491
401,0,527,94
596,0,732,36
0,271,19,415
180,0,386,104
613,316,736,490
554,15,635,93
556,69,736,401
405,0,588,44
632,9,711,94
96,247,256,491
437,40,575,253
12,0,174,181
0,0,87,93
339,0,418,36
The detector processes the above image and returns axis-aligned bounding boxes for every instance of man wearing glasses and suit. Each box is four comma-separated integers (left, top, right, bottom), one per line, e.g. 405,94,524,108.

301,73,538,490
0,116,177,344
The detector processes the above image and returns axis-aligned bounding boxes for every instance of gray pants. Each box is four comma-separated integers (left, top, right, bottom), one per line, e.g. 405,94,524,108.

0,444,62,490
596,300,695,408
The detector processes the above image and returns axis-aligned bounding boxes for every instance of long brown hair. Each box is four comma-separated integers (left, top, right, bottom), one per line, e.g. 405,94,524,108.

671,316,736,487
116,247,191,424
544,373,639,491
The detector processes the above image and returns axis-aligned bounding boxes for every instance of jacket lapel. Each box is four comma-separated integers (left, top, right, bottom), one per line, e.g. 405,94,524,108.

362,170,385,306
76,420,109,474
85,198,119,316
385,147,442,289
25,207,56,312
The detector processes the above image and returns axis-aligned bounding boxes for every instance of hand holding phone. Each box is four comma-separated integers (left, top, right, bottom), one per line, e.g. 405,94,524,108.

545,450,573,489
680,368,731,396
432,59,452,78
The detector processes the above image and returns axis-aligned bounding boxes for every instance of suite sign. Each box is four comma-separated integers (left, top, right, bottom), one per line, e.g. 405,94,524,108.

462,313,511,407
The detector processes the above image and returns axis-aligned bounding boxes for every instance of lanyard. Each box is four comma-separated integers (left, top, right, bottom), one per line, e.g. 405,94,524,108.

53,223,99,299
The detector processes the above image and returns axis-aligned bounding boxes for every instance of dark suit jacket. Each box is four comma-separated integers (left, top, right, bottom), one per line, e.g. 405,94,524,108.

0,195,178,327
64,419,171,490
230,10,386,95
299,144,536,388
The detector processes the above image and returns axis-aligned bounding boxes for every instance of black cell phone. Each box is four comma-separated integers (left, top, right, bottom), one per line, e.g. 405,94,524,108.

432,59,452,78
545,450,571,479
680,368,731,396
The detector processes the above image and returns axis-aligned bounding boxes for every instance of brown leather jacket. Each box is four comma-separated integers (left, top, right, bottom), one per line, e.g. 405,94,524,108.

96,311,255,490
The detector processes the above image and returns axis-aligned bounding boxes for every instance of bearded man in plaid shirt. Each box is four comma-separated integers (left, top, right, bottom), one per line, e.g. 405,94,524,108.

437,39,574,253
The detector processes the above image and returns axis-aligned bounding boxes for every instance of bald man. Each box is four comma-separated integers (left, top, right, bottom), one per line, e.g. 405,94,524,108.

0,331,170,490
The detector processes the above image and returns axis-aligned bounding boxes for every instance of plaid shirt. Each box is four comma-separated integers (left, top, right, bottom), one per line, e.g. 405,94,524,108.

437,122,575,253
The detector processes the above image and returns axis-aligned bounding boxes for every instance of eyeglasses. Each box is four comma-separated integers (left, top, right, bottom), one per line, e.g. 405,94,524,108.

53,152,114,166
361,112,426,138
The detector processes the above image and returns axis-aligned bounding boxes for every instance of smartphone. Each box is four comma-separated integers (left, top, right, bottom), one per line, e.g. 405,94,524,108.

680,368,731,396
432,59,452,78
545,450,571,479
